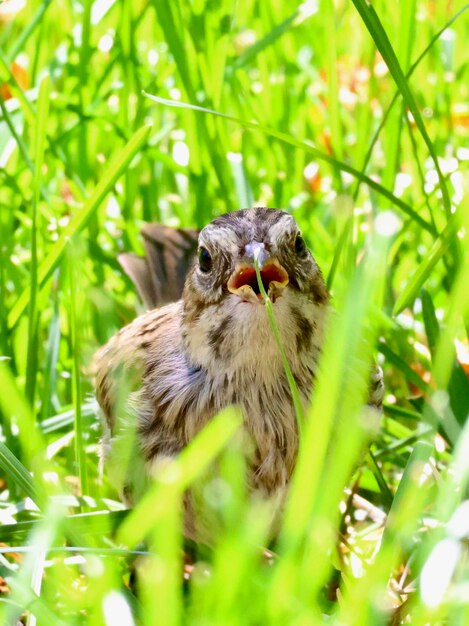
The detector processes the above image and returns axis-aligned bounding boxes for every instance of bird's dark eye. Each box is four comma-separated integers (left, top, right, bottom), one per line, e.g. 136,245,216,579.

198,247,212,272
295,234,307,256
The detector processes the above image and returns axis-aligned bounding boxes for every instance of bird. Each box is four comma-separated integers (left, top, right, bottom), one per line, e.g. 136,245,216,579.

93,207,382,536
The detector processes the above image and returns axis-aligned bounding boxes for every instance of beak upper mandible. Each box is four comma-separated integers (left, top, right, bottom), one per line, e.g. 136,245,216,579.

244,241,269,269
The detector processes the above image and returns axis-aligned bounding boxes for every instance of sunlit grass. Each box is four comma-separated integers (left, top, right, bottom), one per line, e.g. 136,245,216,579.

0,0,468,624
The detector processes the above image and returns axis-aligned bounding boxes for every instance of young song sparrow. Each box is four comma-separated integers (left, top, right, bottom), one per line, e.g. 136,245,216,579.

94,207,382,533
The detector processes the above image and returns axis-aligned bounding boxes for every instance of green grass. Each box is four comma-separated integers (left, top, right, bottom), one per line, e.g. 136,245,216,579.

0,0,469,623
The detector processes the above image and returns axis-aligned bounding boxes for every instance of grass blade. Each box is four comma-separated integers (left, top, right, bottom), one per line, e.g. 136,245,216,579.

351,0,452,218
254,255,304,432
421,288,440,356
355,3,469,203
117,407,242,547
144,92,434,233
6,501,65,626
393,215,460,315
7,0,54,61
0,361,48,481
230,4,315,71
0,511,129,545
67,243,89,498
0,441,46,509
25,74,50,408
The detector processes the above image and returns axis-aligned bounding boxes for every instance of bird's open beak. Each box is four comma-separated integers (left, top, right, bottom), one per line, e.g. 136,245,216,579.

227,242,289,303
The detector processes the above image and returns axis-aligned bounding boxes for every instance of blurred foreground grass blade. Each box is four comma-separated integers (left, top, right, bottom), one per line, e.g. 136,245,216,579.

142,486,183,626
7,124,152,330
193,441,273,623
269,226,391,620
351,0,452,218
117,407,242,547
25,74,50,408
6,501,66,626
144,93,434,233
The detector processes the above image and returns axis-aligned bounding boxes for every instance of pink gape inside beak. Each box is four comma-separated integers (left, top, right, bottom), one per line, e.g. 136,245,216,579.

227,260,289,303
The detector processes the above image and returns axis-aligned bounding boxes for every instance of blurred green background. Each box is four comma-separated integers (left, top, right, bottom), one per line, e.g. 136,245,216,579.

0,0,468,624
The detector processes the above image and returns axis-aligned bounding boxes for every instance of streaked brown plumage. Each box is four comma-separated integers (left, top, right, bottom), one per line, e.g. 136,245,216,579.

94,207,382,535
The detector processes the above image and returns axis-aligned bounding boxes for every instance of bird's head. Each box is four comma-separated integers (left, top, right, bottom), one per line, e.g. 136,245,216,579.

183,207,328,309
181,209,329,379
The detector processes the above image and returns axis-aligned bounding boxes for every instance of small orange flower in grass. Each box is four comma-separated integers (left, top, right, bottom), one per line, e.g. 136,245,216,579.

320,55,373,111
0,575,11,594
60,181,76,206
304,161,322,193
408,360,432,397
0,60,29,100
452,104,469,129
455,339,469,378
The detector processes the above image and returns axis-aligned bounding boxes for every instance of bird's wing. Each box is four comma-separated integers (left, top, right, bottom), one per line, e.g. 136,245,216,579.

118,224,199,309
94,302,186,503
93,302,183,430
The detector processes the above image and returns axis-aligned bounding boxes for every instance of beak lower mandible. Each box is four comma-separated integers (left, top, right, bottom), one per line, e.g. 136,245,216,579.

244,241,269,269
